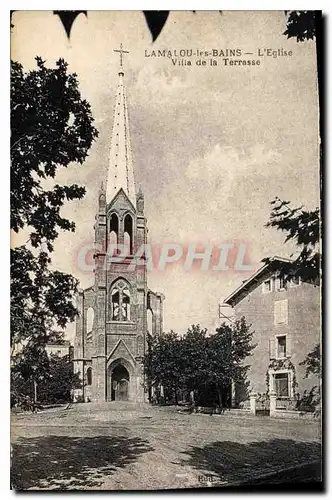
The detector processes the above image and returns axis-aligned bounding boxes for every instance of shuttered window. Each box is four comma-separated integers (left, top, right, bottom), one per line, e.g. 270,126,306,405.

276,276,287,290
277,336,286,358
274,299,288,325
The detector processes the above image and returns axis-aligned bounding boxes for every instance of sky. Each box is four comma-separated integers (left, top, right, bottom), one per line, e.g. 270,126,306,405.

11,11,320,341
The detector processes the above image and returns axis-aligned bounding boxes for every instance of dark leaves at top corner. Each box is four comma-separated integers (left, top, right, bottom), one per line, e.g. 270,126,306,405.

283,11,318,42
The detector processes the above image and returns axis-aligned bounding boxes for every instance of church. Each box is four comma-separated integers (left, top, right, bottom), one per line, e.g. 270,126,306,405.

73,47,164,403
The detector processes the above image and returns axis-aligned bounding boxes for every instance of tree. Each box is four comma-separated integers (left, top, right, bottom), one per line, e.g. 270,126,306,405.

181,325,209,400
11,352,81,406
300,343,321,378
265,197,320,282
37,354,81,404
11,57,97,245
11,343,50,408
206,318,256,407
144,331,183,403
143,318,255,407
284,11,319,42
296,344,321,414
11,57,98,387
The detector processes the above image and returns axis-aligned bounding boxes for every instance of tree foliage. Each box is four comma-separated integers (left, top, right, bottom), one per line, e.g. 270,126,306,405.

205,318,256,405
265,197,320,281
11,57,98,387
144,318,255,407
11,248,78,351
37,354,81,403
11,57,97,248
284,11,318,42
144,330,183,403
11,353,81,406
296,343,321,414
299,343,321,378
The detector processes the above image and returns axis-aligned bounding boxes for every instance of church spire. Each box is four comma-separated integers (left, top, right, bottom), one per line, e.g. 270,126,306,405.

106,44,136,207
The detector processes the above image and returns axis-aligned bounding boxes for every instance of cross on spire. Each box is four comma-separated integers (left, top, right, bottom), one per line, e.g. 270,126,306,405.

114,43,129,69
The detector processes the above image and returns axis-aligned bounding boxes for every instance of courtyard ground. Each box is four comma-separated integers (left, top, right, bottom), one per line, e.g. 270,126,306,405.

11,402,322,491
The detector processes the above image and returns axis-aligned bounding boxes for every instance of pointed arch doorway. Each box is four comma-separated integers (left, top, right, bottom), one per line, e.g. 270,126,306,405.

111,364,130,401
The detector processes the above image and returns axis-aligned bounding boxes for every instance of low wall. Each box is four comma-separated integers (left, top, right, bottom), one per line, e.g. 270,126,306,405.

272,409,317,420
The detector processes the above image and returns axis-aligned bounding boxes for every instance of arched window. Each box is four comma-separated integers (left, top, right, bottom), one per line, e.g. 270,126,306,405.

109,213,119,248
110,279,131,321
122,288,130,320
124,214,133,255
86,307,94,343
86,367,92,386
111,289,120,321
147,309,153,335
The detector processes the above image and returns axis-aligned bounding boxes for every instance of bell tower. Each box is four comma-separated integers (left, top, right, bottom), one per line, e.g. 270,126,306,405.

94,44,148,402
73,45,164,403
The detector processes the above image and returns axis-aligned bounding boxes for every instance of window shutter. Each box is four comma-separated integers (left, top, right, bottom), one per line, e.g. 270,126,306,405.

269,339,275,360
281,299,288,324
286,335,291,357
274,299,288,325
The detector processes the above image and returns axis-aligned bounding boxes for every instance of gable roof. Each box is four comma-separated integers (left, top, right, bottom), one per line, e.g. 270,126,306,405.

106,187,136,214
223,256,293,306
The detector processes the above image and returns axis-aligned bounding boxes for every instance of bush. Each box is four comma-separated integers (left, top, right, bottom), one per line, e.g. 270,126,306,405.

295,386,320,413
256,392,270,410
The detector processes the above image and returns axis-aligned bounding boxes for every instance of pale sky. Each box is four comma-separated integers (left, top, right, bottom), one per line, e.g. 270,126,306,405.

11,11,320,341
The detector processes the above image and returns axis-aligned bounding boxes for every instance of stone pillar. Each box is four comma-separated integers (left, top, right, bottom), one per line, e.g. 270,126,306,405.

134,357,146,403
155,293,165,335
249,392,257,415
91,282,107,401
270,390,277,417
92,355,106,401
92,186,107,402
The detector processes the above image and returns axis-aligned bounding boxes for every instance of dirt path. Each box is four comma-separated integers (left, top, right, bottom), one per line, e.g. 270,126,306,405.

11,403,322,490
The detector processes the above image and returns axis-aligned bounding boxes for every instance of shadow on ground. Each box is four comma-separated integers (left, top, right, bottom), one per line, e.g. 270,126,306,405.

11,434,154,490
181,438,322,485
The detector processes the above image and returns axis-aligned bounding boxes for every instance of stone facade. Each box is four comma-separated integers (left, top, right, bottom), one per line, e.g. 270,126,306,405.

73,63,164,403
224,258,320,408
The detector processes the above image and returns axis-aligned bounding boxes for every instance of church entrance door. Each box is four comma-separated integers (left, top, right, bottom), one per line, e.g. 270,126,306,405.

111,364,130,401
